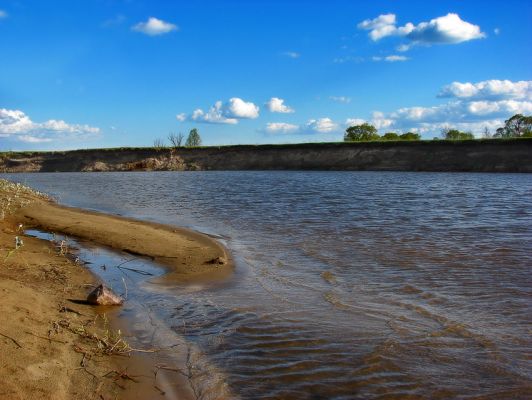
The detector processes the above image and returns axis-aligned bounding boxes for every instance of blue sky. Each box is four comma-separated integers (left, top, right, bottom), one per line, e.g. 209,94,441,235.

1,0,531,150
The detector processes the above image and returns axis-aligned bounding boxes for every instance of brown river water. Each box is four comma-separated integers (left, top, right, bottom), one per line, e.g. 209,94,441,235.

4,171,532,399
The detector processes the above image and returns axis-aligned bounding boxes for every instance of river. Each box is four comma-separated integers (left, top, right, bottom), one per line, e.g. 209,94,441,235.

3,171,531,399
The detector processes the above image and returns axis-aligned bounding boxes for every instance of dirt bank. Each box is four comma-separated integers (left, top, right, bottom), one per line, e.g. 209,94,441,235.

1,139,531,173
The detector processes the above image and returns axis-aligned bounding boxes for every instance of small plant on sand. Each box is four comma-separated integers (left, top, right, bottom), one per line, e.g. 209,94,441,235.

65,314,132,356
0,179,49,219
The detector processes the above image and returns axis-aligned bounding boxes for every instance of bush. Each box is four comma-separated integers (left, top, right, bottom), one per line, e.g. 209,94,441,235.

382,132,399,140
399,132,421,140
441,129,474,140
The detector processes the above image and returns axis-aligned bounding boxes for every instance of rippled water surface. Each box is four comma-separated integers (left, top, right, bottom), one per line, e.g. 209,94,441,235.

4,171,532,399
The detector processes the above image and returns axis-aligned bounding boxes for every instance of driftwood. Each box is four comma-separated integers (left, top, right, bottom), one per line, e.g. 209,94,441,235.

86,284,123,306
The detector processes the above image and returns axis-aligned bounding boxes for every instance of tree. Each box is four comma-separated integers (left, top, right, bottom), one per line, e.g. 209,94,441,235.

168,132,185,148
344,123,380,141
441,128,474,140
494,114,532,138
185,128,202,147
382,132,399,140
399,132,421,140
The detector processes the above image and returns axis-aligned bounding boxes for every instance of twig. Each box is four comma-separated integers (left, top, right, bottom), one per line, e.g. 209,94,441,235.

0,331,22,348
24,331,68,344
121,277,128,300
117,265,153,276
154,385,165,395
115,257,139,268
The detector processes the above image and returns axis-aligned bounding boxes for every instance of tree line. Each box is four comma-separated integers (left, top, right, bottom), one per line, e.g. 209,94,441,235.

344,114,532,142
153,128,202,149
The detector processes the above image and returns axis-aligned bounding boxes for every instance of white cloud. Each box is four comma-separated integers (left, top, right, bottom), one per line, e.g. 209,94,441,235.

265,122,299,133
132,17,178,36
282,51,300,59
178,98,259,124
357,13,397,41
266,97,294,113
407,13,485,44
345,118,366,127
0,109,100,143
345,79,532,137
305,118,338,133
438,80,532,100
330,96,351,104
345,112,393,130
191,102,238,124
264,118,341,135
223,98,259,119
494,28,500,35
373,55,409,62
0,10,7,19
358,13,484,47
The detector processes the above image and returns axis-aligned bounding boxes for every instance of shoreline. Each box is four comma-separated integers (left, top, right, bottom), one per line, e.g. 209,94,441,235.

0,179,233,399
2,138,531,173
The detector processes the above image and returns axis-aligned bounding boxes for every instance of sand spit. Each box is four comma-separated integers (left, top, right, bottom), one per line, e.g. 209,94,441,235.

0,179,233,399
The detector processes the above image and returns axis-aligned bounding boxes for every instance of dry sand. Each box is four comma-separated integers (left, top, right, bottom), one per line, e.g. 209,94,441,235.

0,180,233,399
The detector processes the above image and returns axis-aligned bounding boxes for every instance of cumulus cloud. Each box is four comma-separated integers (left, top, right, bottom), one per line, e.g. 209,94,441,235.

357,13,398,41
265,118,341,135
265,97,294,113
372,55,409,62
265,122,299,133
345,112,393,130
358,13,485,48
177,98,259,124
223,98,260,119
330,96,351,103
345,79,531,137
438,80,532,100
132,17,178,36
305,118,338,133
0,109,100,143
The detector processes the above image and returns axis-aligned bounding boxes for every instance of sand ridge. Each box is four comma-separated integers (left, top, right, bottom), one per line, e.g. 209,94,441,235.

16,199,233,283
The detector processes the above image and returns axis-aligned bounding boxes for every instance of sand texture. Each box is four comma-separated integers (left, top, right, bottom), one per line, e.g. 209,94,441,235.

0,179,232,399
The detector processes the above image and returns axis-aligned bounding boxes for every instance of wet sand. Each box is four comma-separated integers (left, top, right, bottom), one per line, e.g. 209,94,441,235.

0,179,233,399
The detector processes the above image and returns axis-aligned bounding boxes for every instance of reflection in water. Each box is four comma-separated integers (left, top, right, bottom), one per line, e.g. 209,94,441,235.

5,171,532,399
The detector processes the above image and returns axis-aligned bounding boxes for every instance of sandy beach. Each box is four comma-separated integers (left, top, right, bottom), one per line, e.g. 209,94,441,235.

0,179,232,399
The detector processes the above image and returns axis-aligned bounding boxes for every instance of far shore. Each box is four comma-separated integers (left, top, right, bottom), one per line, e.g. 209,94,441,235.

1,138,531,173
0,179,233,399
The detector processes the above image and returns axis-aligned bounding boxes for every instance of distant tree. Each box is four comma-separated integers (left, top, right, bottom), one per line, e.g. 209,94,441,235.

153,138,166,150
185,128,202,147
494,114,532,138
399,132,421,140
382,132,399,140
482,126,492,139
168,132,185,148
344,123,380,141
441,128,474,140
